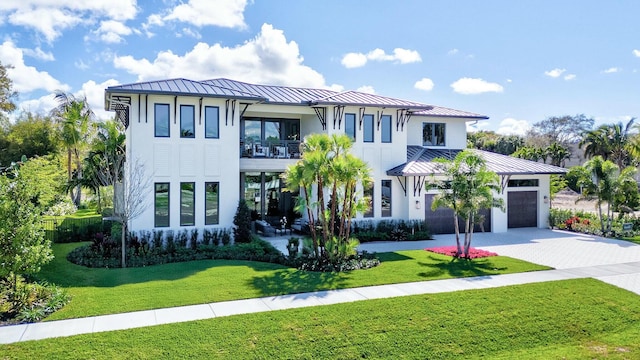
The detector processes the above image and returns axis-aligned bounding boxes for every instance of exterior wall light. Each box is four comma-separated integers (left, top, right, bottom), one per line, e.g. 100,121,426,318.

415,200,421,209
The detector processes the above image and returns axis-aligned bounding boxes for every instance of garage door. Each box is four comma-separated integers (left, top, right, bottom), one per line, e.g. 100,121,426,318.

424,194,491,234
508,191,537,228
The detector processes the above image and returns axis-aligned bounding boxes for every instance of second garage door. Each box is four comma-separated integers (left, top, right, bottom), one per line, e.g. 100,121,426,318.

507,191,538,228
425,194,491,234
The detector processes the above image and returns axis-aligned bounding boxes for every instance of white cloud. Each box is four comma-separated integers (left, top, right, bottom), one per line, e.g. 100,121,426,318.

91,20,133,43
341,52,367,68
0,40,69,93
74,59,90,70
544,68,565,78
450,77,503,95
160,0,247,29
633,49,640,57
177,28,202,39
21,47,55,61
447,48,459,55
113,23,327,88
496,118,531,136
15,93,58,117
0,0,138,42
78,79,120,120
564,74,576,80
603,67,620,73
340,48,421,68
328,84,344,92
356,85,375,94
414,77,434,91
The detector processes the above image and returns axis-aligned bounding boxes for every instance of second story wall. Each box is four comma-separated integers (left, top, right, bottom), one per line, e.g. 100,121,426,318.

407,116,469,150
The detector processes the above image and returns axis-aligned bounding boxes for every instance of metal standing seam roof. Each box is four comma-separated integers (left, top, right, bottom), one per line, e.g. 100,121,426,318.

310,91,433,110
106,77,488,118
413,105,488,119
202,78,337,104
387,146,567,176
105,78,266,101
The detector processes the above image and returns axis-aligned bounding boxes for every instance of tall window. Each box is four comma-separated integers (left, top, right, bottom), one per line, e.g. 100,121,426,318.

381,115,392,143
180,105,195,138
205,182,219,225
205,106,219,139
363,114,374,142
155,104,170,137
364,183,373,218
423,122,445,146
345,113,356,140
155,183,170,227
180,182,195,226
381,180,391,217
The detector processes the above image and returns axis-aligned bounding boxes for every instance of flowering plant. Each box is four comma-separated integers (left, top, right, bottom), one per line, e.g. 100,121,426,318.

425,246,498,259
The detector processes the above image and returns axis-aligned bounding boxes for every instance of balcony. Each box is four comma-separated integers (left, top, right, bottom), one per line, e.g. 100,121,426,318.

240,140,301,159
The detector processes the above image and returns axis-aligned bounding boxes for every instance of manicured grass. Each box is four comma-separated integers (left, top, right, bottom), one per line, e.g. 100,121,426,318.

38,243,549,320
622,236,640,245
2,279,639,359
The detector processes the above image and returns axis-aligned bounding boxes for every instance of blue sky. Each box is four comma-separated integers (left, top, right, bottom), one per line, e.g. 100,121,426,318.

1,0,639,135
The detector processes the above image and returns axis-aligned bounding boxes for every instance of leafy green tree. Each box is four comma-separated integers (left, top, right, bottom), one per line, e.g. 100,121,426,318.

51,91,95,206
512,146,547,162
1,112,59,165
0,62,17,115
283,133,371,263
430,150,504,258
19,155,67,211
467,131,524,155
0,163,53,290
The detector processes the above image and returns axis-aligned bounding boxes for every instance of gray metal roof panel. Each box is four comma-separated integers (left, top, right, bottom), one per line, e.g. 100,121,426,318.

413,105,489,119
106,78,265,100
203,78,336,104
387,147,567,176
312,91,433,110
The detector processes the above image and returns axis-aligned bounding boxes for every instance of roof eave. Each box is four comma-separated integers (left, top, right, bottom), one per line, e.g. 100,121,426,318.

310,101,433,110
105,88,265,102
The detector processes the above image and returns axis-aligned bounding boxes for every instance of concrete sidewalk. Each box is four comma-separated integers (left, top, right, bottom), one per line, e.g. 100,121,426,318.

2,228,640,344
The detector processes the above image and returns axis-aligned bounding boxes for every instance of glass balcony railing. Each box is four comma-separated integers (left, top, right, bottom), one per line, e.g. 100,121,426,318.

240,139,301,159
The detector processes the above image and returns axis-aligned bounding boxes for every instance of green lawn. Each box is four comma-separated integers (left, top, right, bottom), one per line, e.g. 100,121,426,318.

2,279,639,359
38,242,548,320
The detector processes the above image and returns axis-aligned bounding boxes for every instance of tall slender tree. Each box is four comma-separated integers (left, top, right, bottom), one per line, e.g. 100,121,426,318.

282,133,371,263
430,150,504,258
51,91,95,206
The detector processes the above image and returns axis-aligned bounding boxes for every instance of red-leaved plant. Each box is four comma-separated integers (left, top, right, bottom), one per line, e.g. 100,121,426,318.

425,246,498,259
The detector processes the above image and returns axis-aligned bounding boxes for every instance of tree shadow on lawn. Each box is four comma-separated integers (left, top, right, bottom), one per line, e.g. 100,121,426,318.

249,269,351,297
39,255,293,288
416,255,507,278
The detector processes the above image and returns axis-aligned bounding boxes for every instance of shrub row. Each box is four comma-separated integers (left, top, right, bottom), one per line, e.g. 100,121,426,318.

351,219,432,242
549,208,640,237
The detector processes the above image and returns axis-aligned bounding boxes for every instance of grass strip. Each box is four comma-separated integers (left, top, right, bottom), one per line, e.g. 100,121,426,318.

39,243,548,320
2,279,639,359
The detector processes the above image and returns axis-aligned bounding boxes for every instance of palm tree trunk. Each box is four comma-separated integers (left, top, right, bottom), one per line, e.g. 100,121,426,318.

453,214,461,256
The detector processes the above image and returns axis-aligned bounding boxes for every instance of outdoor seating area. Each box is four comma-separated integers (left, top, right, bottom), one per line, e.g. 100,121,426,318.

241,141,301,159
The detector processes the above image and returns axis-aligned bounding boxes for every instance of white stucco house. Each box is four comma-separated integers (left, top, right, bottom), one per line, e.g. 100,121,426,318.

104,78,565,236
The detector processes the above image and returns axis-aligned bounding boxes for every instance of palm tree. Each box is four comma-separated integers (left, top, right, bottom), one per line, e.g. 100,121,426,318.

431,150,504,258
577,156,636,234
546,142,571,167
282,133,372,263
51,91,95,206
580,118,636,169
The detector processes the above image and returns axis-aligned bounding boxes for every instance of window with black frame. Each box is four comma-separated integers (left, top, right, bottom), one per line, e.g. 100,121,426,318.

423,122,445,146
